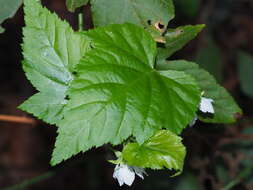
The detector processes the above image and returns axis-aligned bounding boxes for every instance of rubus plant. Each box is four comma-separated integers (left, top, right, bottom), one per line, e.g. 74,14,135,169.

19,0,242,186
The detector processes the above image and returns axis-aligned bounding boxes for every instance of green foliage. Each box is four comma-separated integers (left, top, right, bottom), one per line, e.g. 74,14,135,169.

0,0,22,33
51,23,201,165
156,60,242,123
19,91,67,125
196,35,223,82
90,0,174,28
158,25,204,60
66,0,89,12
19,0,90,124
238,51,253,98
19,0,242,179
122,130,185,173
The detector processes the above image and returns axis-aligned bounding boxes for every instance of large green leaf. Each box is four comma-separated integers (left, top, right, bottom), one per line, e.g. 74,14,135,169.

51,24,200,165
156,60,242,123
66,0,89,12
0,0,22,33
122,130,186,173
91,0,174,28
238,51,253,98
158,25,204,60
19,0,89,124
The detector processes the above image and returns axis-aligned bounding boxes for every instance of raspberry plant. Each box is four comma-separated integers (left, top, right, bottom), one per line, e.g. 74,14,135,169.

19,0,242,185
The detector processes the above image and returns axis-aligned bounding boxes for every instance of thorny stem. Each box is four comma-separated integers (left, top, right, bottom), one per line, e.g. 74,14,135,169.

0,114,36,125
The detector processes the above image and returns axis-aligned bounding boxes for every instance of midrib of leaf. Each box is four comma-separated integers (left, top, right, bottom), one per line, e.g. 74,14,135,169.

24,21,73,86
157,75,175,126
165,31,195,48
139,76,153,132
86,27,155,66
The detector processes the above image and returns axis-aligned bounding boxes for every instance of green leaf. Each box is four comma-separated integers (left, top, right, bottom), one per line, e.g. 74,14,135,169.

0,0,22,33
66,0,89,12
19,0,89,124
19,92,67,125
156,60,242,123
90,0,174,28
122,130,186,173
158,25,204,60
238,51,253,98
51,24,200,165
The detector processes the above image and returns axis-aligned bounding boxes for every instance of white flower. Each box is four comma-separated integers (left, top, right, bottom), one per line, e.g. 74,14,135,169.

113,164,146,186
199,97,214,114
189,97,215,127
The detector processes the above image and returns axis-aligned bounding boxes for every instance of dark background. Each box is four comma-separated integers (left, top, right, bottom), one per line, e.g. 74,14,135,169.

1,0,253,189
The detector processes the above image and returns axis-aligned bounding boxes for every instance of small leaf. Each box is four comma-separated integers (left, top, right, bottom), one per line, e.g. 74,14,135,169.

156,60,242,123
20,0,89,124
0,0,22,33
51,24,200,165
90,0,174,29
238,51,253,98
122,130,186,173
158,24,204,60
66,0,89,12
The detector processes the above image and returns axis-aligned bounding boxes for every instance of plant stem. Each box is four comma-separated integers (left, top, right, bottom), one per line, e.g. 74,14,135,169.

2,171,55,190
222,165,253,190
78,13,84,31
0,114,36,125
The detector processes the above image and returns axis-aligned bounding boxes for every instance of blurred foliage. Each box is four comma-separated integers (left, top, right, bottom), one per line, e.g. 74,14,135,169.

238,51,253,98
173,0,201,19
195,35,223,82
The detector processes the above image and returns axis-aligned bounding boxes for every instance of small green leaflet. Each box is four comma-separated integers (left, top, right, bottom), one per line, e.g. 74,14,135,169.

51,24,201,165
158,25,204,60
0,0,22,33
91,0,174,28
122,130,186,175
19,0,89,124
156,60,242,123
66,0,89,12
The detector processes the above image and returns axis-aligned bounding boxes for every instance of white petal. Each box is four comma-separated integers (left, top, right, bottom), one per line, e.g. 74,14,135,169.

120,165,135,186
113,164,135,186
132,166,147,179
199,97,214,113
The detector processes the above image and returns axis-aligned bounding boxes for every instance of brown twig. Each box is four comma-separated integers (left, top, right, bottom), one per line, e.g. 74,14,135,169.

0,114,36,125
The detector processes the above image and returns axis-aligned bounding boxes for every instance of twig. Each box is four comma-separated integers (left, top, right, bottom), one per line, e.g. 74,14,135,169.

0,114,36,125
2,171,54,190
